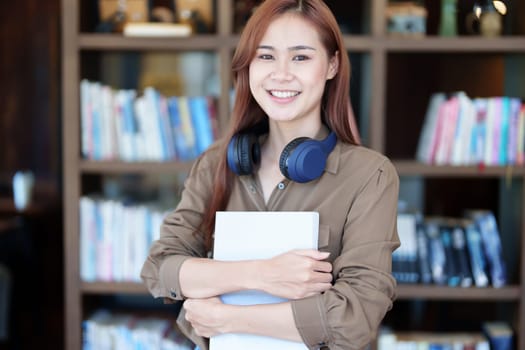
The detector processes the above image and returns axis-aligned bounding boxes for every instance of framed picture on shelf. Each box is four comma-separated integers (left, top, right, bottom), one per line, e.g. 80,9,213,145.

98,0,149,23
174,0,214,32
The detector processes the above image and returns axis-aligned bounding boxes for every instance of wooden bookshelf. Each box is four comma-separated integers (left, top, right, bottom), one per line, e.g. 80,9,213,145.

80,281,522,300
62,0,525,349
81,281,149,294
394,161,525,177
79,160,194,174
396,285,522,301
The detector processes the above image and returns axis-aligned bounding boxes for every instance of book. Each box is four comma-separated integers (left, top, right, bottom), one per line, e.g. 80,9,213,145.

378,330,491,350
425,217,448,285
177,96,198,160
394,213,419,283
415,216,433,284
114,89,139,161
80,196,98,282
167,96,191,161
188,96,214,155
158,93,177,160
483,97,499,166
83,309,194,350
100,84,118,160
452,91,476,165
416,92,447,164
434,95,460,165
506,97,521,165
211,211,320,350
80,79,93,159
123,22,192,37
471,98,488,165
449,221,473,287
144,87,170,161
464,210,507,288
439,221,461,287
89,81,103,160
463,220,489,288
499,96,510,165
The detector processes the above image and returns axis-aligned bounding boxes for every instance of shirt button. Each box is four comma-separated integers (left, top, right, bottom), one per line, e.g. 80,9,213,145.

170,290,177,298
249,185,256,193
277,182,285,190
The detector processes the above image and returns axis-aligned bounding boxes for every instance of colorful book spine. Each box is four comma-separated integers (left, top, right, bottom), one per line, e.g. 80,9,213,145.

463,220,489,288
189,96,215,155
416,217,433,284
167,96,188,161
506,98,519,165
177,96,198,159
450,223,473,287
499,97,510,165
416,92,447,164
465,210,507,288
426,218,447,285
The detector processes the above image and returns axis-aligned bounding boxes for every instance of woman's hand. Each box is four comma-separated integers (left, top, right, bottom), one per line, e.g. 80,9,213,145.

183,297,226,338
257,249,333,299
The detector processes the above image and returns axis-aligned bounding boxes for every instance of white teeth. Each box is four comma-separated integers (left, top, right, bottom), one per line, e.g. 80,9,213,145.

270,90,299,98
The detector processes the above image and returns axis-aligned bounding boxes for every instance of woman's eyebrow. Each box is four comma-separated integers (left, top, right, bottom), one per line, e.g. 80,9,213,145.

257,45,316,51
289,45,316,51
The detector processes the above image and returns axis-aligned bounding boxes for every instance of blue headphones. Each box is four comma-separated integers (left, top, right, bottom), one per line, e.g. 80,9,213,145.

227,124,337,183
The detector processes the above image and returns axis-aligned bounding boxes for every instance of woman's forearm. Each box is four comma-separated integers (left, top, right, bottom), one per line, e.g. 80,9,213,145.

224,302,303,342
179,258,259,298
183,297,303,342
179,249,332,299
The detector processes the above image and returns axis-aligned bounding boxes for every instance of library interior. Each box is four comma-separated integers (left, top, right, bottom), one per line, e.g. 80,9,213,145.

0,0,524,349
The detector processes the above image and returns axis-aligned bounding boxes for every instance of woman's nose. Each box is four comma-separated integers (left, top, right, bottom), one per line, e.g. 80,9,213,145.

270,61,293,80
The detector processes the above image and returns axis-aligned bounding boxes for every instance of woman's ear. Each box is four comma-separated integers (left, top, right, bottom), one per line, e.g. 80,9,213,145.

326,51,339,80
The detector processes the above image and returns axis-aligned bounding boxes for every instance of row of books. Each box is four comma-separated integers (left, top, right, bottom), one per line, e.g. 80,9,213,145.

83,309,193,350
80,80,218,162
378,321,514,350
394,209,506,288
378,331,490,350
80,196,169,282
416,92,525,166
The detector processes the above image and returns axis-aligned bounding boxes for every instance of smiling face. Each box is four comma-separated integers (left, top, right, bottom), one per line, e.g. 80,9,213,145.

248,13,338,129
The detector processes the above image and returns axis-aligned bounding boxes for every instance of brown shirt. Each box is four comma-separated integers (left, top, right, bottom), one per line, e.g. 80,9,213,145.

141,138,400,350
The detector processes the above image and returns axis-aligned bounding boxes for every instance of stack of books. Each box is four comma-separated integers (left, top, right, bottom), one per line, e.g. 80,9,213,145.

394,210,506,288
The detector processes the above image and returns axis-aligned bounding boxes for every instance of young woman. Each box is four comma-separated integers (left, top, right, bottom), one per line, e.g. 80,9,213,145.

141,0,400,349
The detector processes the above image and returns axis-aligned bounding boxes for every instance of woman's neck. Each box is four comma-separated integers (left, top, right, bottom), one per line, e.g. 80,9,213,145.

264,120,323,156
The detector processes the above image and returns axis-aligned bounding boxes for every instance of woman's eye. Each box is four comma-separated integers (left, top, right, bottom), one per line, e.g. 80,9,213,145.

293,55,309,61
258,54,273,60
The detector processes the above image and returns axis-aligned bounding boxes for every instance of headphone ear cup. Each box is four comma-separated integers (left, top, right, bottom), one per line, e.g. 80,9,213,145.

227,133,260,175
227,134,241,175
239,134,259,174
279,137,309,181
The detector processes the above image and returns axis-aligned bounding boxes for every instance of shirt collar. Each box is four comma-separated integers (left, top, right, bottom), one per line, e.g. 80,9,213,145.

325,138,340,175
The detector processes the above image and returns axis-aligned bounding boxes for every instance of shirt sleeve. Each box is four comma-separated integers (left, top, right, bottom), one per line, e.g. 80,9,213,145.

291,158,400,350
140,151,216,302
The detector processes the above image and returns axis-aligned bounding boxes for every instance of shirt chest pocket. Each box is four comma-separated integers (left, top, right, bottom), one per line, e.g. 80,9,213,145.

318,224,330,250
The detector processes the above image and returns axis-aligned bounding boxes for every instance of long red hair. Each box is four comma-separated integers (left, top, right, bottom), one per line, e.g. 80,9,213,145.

198,0,359,251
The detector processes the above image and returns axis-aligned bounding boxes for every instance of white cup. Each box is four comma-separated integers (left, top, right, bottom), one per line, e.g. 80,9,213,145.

12,171,34,211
